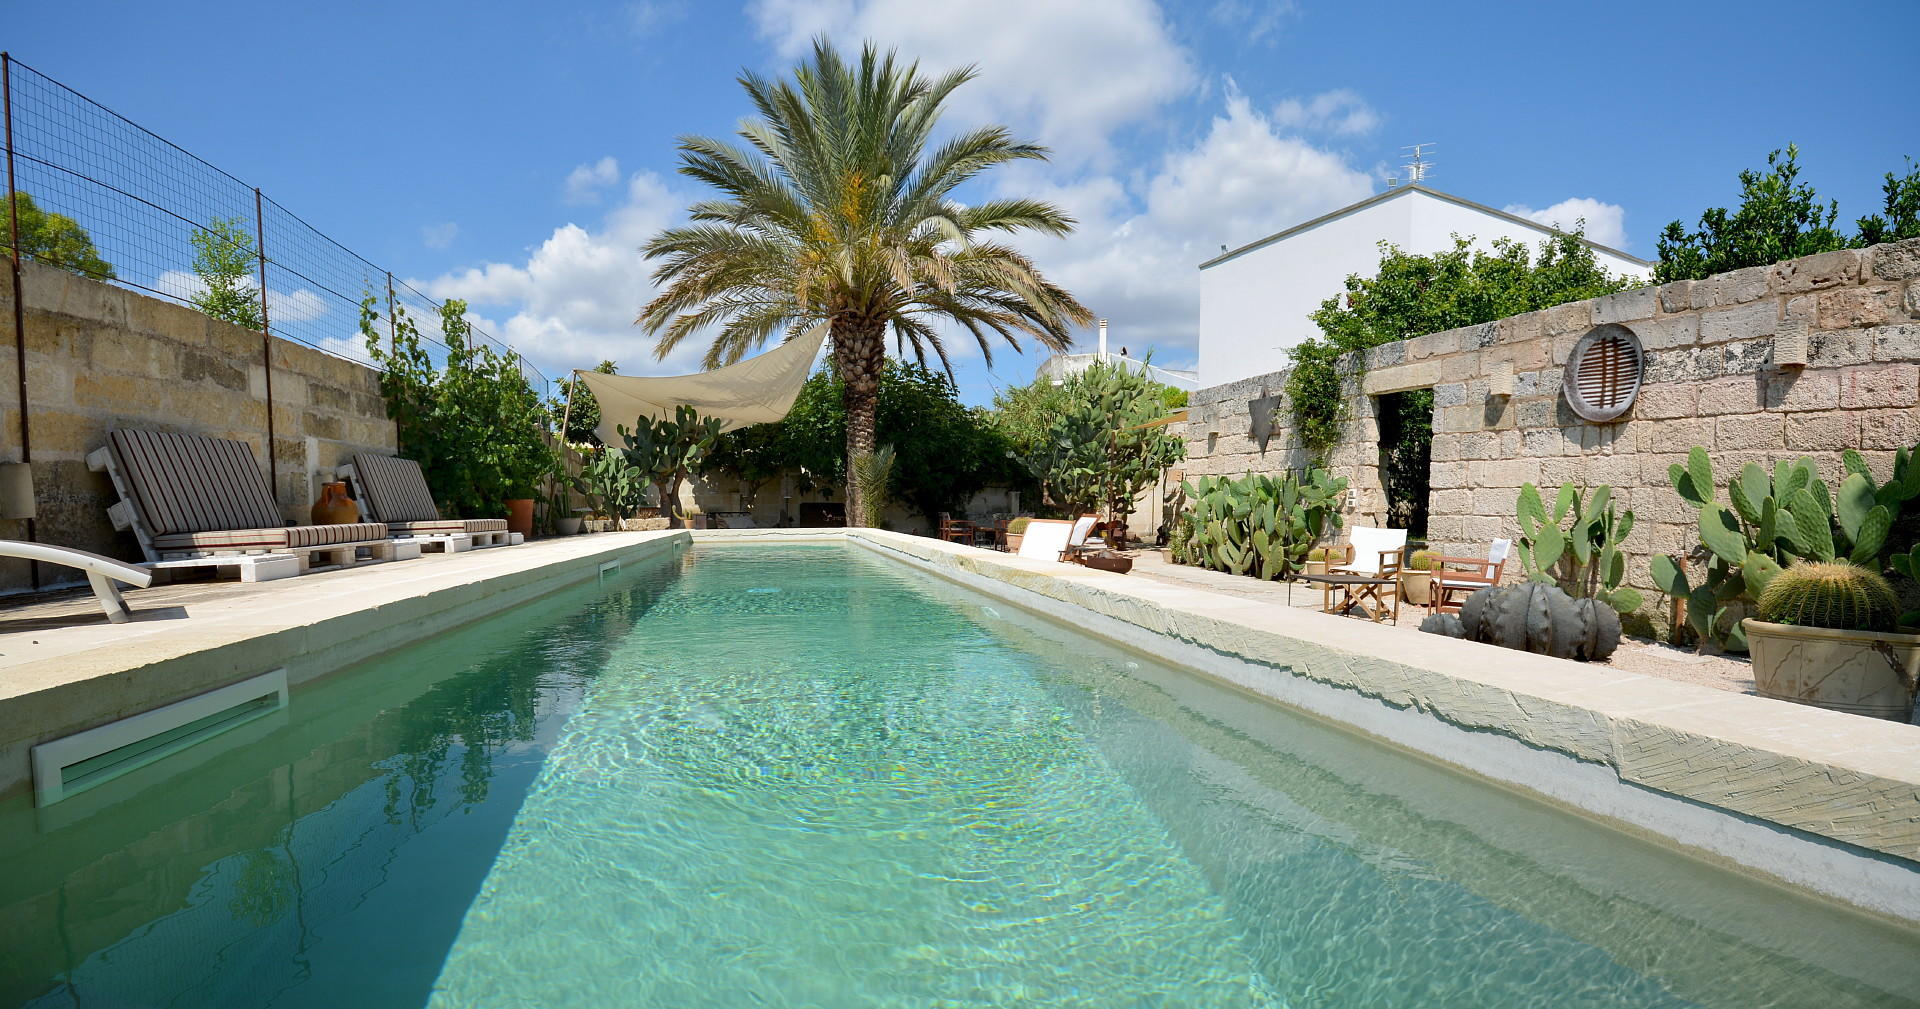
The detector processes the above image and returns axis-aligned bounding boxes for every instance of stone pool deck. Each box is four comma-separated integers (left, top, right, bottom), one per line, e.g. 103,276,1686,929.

2,527,1916,925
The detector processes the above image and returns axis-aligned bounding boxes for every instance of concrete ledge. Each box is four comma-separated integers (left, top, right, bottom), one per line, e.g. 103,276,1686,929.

843,529,1920,924
0,531,688,798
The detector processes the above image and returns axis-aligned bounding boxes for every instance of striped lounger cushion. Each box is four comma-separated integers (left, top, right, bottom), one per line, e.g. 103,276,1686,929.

351,453,445,524
387,518,509,535
109,429,386,553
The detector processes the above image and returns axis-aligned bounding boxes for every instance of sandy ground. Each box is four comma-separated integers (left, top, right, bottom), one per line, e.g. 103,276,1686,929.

1122,549,1756,695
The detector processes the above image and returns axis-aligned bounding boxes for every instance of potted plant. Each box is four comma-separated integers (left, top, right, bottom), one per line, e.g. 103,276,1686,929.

1743,562,1920,720
1006,516,1032,553
1400,548,1434,606
1303,544,1350,576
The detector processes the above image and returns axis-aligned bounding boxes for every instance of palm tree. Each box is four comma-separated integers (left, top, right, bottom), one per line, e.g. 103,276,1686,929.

639,39,1093,525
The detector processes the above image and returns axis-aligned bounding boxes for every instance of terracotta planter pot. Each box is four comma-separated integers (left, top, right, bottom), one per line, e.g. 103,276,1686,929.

505,498,535,537
1006,533,1024,553
310,481,359,525
1743,618,1920,721
1400,570,1433,606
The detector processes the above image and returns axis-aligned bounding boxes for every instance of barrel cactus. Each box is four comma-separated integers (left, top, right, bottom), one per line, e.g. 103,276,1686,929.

1456,583,1621,662
1756,562,1900,632
1418,612,1465,638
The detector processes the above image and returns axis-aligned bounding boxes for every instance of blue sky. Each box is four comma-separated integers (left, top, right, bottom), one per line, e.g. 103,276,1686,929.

11,0,1918,405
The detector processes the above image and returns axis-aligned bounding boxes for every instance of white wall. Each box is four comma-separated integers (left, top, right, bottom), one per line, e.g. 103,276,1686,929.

1197,188,1652,388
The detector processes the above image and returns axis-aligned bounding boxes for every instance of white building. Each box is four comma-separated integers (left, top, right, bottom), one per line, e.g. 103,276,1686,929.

1196,184,1652,387
1034,320,1199,390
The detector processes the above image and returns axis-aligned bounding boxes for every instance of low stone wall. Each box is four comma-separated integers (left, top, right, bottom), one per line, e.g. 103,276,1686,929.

1184,239,1920,619
0,260,397,591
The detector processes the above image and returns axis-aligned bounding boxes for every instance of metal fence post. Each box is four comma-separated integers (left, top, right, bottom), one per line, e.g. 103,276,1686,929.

3,52,39,587
386,271,396,354
254,187,276,502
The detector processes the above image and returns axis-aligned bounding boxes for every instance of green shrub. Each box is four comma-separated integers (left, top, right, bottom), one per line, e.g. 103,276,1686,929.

1756,562,1900,632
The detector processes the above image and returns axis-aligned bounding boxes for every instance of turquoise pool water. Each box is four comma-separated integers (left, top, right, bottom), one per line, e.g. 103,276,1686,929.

2,544,1917,1007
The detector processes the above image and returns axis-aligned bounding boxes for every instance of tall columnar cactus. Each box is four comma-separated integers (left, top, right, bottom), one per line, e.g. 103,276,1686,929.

1515,482,1641,614
1757,562,1901,632
1651,446,1920,651
1446,582,1621,662
1177,468,1347,580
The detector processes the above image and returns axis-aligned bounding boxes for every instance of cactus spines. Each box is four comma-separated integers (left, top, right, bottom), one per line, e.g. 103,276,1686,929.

1456,583,1620,662
1756,562,1900,632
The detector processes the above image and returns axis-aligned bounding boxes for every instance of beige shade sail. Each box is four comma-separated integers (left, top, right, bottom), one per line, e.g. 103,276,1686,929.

573,322,829,441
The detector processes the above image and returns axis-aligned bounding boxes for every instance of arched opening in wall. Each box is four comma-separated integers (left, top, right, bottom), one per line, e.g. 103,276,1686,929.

1375,388,1432,538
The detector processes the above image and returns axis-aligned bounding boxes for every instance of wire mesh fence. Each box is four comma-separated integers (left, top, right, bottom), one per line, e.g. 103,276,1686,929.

1,52,547,394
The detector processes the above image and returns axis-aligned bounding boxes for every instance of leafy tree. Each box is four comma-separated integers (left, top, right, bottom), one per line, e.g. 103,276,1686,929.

189,216,264,330
1021,359,1185,531
639,40,1091,526
550,360,618,446
1655,145,1920,282
1288,232,1635,456
987,376,1072,461
4,190,114,278
362,294,556,518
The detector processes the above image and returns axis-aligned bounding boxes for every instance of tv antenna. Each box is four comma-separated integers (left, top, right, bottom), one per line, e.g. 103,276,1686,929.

1401,143,1436,183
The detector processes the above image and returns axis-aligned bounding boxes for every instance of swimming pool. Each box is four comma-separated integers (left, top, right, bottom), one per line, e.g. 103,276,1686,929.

2,544,1916,1006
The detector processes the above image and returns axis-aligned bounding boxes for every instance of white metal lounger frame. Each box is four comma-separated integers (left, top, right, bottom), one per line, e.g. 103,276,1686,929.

0,540,152,622
337,462,505,552
87,445,418,581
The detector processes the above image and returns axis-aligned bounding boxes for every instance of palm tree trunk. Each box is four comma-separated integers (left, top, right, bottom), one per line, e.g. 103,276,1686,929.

833,315,885,527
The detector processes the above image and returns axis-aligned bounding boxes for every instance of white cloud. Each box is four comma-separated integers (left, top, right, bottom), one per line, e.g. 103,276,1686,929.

993,87,1373,367
422,171,712,377
1208,0,1297,46
625,1,685,36
1272,89,1379,136
748,0,1196,165
1504,196,1629,250
563,156,621,205
421,221,459,249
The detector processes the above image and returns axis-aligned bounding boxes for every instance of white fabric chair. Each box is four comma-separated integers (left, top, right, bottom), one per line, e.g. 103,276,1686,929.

1015,519,1075,562
1335,526,1409,576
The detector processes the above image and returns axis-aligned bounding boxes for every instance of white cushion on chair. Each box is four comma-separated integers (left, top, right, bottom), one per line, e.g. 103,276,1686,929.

1343,526,1408,575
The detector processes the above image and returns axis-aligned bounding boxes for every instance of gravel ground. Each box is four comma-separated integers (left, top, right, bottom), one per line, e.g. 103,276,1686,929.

1122,549,1756,696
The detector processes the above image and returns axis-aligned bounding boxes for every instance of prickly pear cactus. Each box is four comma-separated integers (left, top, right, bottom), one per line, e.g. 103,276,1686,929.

1457,583,1620,662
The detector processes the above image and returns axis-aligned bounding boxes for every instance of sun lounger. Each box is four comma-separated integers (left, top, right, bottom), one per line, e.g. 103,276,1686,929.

1015,519,1075,562
340,454,510,552
0,540,152,622
88,429,406,581
1061,513,1105,562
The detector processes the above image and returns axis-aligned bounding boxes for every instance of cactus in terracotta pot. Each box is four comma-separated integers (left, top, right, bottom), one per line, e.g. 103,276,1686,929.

1756,562,1900,632
1456,582,1620,662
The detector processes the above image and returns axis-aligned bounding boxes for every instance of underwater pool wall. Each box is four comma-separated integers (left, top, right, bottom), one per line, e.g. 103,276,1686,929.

838,529,1920,927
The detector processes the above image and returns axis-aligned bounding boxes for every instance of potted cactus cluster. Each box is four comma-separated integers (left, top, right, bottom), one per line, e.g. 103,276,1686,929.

1743,562,1919,721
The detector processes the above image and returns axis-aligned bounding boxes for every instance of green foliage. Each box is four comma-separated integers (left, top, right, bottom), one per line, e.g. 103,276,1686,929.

1289,232,1634,457
988,376,1072,461
639,40,1091,525
188,217,263,331
1656,145,1920,283
1515,482,1641,613
852,444,897,527
615,405,724,527
1019,359,1184,529
1175,468,1347,580
1757,561,1900,632
4,190,114,279
551,360,617,446
362,294,555,517
1652,446,1920,651
580,448,646,520
1007,516,1032,536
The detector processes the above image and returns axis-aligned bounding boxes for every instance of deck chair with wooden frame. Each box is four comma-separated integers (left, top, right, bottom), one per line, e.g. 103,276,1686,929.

89,429,408,582
340,454,511,552
1014,519,1075,562
1426,538,1512,614
1324,525,1408,621
1061,514,1104,563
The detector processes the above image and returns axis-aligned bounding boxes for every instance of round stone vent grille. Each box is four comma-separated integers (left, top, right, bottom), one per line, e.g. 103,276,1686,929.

1562,324,1644,422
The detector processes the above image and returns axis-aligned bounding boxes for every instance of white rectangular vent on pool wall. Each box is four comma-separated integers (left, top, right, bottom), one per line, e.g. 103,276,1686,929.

30,668,288,807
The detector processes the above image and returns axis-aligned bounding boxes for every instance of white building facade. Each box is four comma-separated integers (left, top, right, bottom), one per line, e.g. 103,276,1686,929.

1196,185,1652,387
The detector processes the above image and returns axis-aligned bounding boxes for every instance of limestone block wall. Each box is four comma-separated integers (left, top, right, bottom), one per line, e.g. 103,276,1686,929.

1183,238,1920,622
0,259,397,591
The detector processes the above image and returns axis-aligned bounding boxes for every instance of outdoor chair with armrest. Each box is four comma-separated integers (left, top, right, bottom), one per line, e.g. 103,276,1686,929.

937,512,974,544
1426,538,1512,614
1322,525,1408,621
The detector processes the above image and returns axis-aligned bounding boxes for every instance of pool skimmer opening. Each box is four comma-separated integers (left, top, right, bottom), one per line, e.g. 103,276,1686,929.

30,668,289,807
